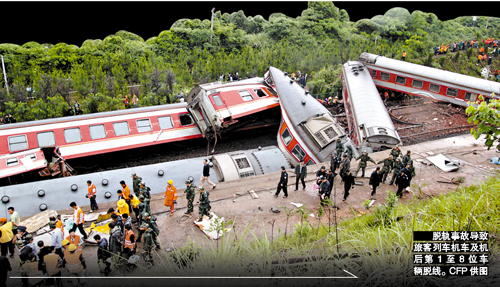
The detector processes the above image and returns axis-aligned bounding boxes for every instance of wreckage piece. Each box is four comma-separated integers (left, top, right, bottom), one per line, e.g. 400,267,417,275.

193,212,229,240
265,66,355,167
19,209,58,234
426,154,460,172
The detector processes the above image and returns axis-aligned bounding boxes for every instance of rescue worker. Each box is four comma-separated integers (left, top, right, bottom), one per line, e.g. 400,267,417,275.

42,246,63,287
315,166,327,185
61,239,71,257
137,195,150,225
197,186,211,222
402,150,412,166
335,139,343,157
343,170,355,201
65,231,82,254
377,155,394,183
22,252,44,287
139,182,151,207
148,215,161,250
110,213,124,233
49,215,64,234
0,218,15,258
116,199,130,217
369,167,382,199
274,166,288,198
330,152,341,174
122,213,132,229
94,234,111,276
132,173,142,196
62,244,86,287
318,176,331,206
140,223,154,264
17,238,33,262
344,145,354,161
136,212,149,243
123,224,136,260
86,180,98,213
339,154,351,179
49,221,64,259
294,159,307,191
129,194,141,223
404,160,416,186
120,180,132,214
390,146,402,159
164,179,178,217
108,222,122,256
395,171,410,198
389,158,404,186
354,151,376,178
69,202,88,240
183,177,196,214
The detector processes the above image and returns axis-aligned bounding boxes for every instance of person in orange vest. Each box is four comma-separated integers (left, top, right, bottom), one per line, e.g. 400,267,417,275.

86,180,98,213
49,215,64,234
65,231,82,254
122,224,136,260
478,54,483,64
62,244,86,286
402,51,407,61
69,202,88,240
120,180,132,214
164,179,178,217
480,46,485,54
42,246,63,287
116,199,130,217
483,54,487,61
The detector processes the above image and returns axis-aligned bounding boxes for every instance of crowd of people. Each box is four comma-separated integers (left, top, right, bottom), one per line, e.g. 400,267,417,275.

0,114,17,125
273,142,417,209
0,159,219,286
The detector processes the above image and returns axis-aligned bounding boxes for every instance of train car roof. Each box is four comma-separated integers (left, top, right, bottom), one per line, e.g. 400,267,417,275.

0,102,188,132
187,77,266,102
359,52,500,95
343,61,398,134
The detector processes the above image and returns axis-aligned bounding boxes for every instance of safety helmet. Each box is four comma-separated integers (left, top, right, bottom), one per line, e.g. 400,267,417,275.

117,199,126,207
49,221,56,228
168,179,173,185
68,244,77,252
62,239,70,246
199,186,204,191
185,176,194,184
140,223,149,229
138,195,145,200
140,181,145,186
25,234,33,241
143,212,150,218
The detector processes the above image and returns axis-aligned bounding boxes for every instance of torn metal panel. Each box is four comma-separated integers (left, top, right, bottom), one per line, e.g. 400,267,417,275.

426,154,460,172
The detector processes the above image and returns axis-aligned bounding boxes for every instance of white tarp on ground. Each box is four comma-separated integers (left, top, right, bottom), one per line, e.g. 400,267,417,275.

193,212,230,240
426,154,460,172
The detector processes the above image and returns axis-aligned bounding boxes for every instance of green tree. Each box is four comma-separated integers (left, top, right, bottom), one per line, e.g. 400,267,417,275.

466,96,500,151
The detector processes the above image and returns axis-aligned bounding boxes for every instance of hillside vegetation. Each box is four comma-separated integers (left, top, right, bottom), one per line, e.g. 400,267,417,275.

1,2,499,121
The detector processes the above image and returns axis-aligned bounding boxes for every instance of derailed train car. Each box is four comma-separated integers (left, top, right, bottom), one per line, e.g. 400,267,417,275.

341,61,401,152
358,52,500,106
264,66,357,167
0,145,290,218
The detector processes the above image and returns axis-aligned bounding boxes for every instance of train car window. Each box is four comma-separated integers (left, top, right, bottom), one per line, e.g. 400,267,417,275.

446,88,458,97
429,83,440,93
158,116,174,129
239,90,254,101
89,125,107,140
370,69,377,78
37,131,56,147
136,119,152,133
395,76,406,85
380,72,390,81
292,144,306,162
253,89,267,98
25,153,36,160
412,79,423,88
113,122,130,136
8,135,28,152
6,157,19,167
281,128,293,146
64,128,82,143
464,92,477,102
179,114,193,126
212,95,224,106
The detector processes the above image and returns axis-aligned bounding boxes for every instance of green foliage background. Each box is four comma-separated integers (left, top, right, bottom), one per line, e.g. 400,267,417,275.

1,2,499,121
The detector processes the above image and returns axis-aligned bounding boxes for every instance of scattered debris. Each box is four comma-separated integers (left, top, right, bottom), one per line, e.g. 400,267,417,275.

426,154,460,172
270,207,280,213
290,202,303,208
193,212,229,240
248,190,259,199
19,209,58,233
492,157,500,165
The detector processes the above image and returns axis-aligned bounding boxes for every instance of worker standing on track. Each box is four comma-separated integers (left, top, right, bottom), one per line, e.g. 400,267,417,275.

164,180,177,217
86,180,98,213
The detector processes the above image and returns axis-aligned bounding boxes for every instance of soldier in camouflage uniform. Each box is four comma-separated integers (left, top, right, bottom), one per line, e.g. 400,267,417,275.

183,177,196,214
136,211,149,243
344,145,354,161
354,151,376,177
389,157,404,185
140,223,154,264
139,182,151,206
402,150,412,166
390,146,402,160
377,155,394,183
197,187,211,222
149,216,161,249
132,173,142,197
335,139,343,158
